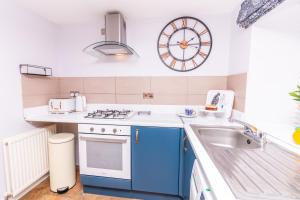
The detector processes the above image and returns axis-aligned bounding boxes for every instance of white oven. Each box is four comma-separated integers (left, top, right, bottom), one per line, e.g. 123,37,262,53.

78,124,131,180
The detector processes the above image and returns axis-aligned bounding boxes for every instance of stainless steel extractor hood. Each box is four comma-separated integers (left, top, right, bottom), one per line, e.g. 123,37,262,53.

83,12,138,57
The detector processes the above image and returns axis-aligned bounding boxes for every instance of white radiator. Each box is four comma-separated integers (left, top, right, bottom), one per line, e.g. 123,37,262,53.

2,125,56,199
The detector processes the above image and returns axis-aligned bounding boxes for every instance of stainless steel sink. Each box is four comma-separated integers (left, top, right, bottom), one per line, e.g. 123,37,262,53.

191,125,300,200
195,127,261,149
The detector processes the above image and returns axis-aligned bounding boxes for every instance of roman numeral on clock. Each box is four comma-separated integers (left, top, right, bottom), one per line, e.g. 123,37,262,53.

192,59,197,67
159,44,167,48
181,62,186,70
199,29,208,36
182,18,187,28
170,59,176,68
199,52,207,59
193,21,198,29
171,22,177,31
161,52,170,60
162,32,170,38
201,41,211,46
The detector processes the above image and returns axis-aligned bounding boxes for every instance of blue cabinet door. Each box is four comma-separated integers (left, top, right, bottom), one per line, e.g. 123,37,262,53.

182,133,196,200
131,126,181,195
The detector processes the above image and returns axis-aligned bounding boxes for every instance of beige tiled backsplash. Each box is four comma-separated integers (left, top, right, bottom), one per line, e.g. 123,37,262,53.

188,76,227,94
22,76,60,108
116,77,151,95
22,74,247,111
59,77,84,94
227,73,247,111
84,77,115,94
151,77,188,95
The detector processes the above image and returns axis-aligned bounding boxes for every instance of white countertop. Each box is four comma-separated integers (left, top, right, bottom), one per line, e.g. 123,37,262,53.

24,105,184,128
24,105,300,155
24,104,300,200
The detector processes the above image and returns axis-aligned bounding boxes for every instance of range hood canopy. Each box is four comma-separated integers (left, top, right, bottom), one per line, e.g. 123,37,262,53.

83,12,138,57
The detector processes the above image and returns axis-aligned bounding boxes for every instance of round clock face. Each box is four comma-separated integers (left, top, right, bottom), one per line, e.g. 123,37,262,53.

157,17,212,72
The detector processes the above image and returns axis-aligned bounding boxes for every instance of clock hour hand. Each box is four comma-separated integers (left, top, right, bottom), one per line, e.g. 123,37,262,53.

168,41,181,46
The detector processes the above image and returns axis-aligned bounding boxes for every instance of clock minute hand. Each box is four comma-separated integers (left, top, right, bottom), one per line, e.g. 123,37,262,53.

187,37,195,44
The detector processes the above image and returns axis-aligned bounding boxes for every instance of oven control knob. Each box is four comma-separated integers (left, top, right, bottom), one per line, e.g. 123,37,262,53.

101,128,105,133
113,129,117,134
90,127,94,132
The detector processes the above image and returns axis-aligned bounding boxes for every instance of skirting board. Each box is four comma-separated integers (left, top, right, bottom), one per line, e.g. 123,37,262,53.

83,185,182,200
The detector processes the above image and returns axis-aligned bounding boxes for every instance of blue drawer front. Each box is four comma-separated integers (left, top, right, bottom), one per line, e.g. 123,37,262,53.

80,175,131,190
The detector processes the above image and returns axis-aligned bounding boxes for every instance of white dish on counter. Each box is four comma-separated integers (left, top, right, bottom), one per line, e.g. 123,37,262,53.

199,108,225,117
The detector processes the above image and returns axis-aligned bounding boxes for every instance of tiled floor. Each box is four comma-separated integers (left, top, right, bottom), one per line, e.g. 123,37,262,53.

21,173,135,200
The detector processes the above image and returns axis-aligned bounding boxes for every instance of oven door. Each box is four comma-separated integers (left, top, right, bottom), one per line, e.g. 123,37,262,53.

79,133,131,179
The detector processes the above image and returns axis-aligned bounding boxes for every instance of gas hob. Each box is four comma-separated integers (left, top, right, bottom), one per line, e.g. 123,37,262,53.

85,109,134,119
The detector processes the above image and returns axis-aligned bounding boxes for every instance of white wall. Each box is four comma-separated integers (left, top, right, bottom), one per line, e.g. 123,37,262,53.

0,2,58,198
228,7,252,75
227,3,300,127
244,0,300,125
245,26,300,125
56,14,233,77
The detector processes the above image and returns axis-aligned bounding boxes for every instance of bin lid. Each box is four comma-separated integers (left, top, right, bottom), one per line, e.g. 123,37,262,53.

49,133,74,144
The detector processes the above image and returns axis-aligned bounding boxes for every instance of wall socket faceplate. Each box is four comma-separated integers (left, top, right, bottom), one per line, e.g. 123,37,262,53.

143,92,154,99
70,91,80,97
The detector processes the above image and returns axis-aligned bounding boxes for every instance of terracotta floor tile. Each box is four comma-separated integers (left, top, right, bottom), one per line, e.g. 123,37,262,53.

21,171,136,200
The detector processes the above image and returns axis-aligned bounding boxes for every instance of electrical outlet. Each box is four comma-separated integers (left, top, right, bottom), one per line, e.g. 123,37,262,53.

143,92,154,99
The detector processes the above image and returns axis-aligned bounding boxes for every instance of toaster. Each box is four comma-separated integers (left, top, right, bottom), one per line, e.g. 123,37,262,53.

48,98,76,114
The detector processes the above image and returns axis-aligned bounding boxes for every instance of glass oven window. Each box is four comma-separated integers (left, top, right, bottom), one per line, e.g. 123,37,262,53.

86,141,123,170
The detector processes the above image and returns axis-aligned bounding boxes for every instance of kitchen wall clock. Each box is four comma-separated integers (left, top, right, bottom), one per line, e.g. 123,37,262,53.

157,16,212,72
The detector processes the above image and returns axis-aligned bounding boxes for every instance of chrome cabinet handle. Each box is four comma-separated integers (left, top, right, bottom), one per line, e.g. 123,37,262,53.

90,127,94,132
136,128,139,144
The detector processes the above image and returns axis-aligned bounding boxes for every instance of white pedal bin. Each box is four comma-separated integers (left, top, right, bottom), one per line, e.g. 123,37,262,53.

48,133,76,193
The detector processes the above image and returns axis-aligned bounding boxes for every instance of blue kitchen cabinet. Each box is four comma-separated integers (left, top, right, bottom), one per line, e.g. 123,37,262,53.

182,133,196,200
131,126,181,196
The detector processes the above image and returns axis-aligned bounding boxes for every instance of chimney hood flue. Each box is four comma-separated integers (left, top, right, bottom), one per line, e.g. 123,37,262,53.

83,12,138,57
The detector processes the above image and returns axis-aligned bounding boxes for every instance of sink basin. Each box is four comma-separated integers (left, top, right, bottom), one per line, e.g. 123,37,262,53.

192,126,261,149
190,125,300,200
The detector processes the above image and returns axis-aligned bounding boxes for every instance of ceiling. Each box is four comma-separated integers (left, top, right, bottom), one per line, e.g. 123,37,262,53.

15,0,242,25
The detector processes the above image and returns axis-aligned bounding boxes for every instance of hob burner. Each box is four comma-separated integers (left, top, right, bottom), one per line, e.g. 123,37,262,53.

85,109,133,119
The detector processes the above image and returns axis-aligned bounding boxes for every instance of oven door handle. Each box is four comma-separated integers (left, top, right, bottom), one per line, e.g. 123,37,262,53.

79,136,128,144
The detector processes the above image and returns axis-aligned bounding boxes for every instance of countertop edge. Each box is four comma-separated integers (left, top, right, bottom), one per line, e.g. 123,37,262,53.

24,115,184,128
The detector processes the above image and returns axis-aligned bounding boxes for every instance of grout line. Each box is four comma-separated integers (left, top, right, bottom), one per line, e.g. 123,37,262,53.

149,77,153,105
114,77,117,103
